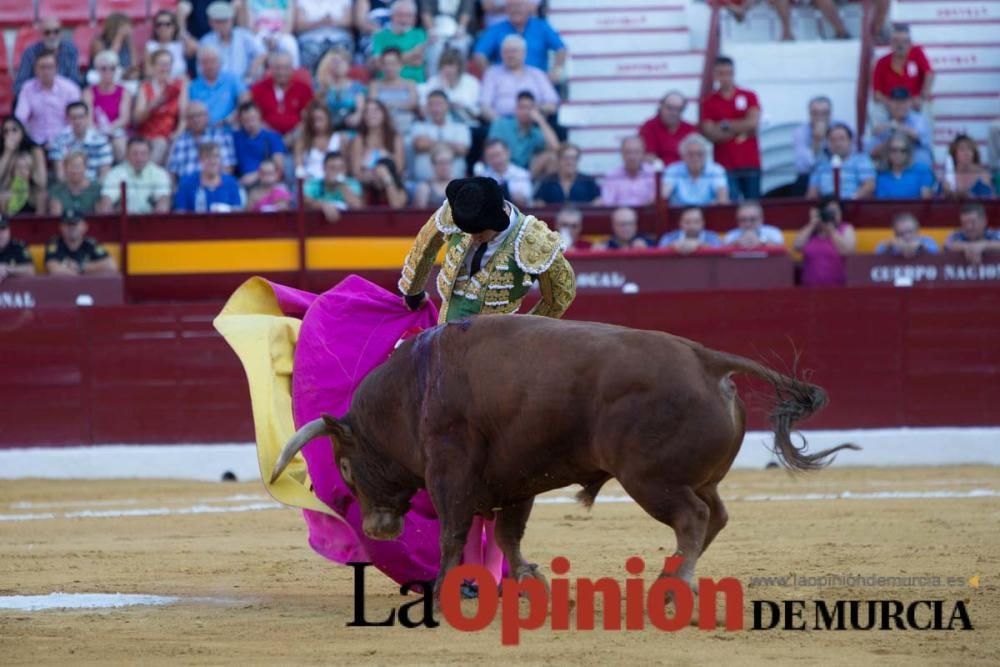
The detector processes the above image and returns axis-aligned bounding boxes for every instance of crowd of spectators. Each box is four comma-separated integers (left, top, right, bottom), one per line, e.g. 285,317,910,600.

0,2,998,287
1,3,996,221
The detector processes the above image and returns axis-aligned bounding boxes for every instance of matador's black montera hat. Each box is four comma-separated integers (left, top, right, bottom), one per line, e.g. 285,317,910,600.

445,177,509,234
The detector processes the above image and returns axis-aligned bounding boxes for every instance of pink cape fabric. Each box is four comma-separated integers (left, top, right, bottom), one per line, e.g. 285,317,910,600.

268,275,443,586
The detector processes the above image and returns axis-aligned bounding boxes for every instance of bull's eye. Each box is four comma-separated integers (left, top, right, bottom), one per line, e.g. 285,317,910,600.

339,458,353,485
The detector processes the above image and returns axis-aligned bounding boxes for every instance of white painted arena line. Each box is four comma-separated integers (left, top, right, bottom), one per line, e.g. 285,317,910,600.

0,593,180,611
0,501,282,523
1,489,997,523
1,428,999,481
0,593,238,612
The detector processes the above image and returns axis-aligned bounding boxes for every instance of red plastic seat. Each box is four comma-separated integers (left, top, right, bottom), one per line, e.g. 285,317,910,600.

0,72,13,116
132,21,153,57
0,5,36,29
0,36,9,74
72,25,102,71
148,0,179,16
37,0,92,26
96,0,147,22
13,27,43,66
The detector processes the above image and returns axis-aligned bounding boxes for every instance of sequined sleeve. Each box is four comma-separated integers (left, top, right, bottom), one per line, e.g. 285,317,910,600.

398,216,446,296
528,253,576,319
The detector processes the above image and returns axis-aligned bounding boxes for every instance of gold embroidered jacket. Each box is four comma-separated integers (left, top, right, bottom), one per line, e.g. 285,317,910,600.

398,202,576,323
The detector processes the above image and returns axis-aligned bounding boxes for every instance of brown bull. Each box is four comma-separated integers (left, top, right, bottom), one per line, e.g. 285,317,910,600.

272,315,857,597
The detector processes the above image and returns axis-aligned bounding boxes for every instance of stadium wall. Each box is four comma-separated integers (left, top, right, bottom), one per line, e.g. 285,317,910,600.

1,286,997,449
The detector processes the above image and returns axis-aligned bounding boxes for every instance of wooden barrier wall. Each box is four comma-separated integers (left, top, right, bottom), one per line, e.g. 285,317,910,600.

7,199,998,302
1,286,998,448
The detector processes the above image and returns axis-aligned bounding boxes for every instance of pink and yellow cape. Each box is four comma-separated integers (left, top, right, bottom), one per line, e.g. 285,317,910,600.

214,275,447,585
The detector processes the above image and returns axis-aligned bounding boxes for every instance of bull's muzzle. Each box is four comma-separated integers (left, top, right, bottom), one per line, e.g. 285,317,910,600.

362,511,403,540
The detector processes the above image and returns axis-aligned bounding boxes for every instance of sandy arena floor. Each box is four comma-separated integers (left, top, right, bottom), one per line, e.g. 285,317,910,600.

1,466,998,666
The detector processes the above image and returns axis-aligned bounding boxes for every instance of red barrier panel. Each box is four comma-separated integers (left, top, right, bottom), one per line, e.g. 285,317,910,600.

1,287,998,447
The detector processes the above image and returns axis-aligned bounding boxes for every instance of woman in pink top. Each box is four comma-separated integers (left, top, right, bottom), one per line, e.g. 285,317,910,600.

83,50,133,163
793,196,856,287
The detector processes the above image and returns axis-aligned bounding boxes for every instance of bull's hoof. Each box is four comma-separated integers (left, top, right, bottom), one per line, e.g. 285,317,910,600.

460,580,479,599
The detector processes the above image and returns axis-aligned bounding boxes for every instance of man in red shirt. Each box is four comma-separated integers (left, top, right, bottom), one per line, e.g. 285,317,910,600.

250,51,314,137
872,23,934,110
700,56,762,201
639,90,696,167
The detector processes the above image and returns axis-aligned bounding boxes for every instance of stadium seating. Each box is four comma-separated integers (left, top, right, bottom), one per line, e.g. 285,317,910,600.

95,0,147,22
0,72,12,115
72,24,101,70
37,0,92,26
13,26,42,66
0,4,35,30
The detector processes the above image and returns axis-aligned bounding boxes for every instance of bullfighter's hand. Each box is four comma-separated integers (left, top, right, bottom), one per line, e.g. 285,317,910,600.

405,291,426,311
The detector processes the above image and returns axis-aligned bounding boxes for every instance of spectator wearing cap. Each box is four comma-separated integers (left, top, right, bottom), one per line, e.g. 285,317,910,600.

408,91,470,182
487,91,559,178
876,212,939,258
251,51,315,137
639,91,697,167
174,143,244,212
594,207,653,250
100,138,172,214
48,102,113,183
700,56,761,201
200,1,265,82
868,87,933,168
555,207,592,251
233,102,286,189
49,152,107,217
872,23,934,111
14,50,82,146
44,212,117,276
792,96,852,194
0,217,36,282
807,123,876,200
189,45,249,127
13,18,82,96
601,136,657,208
477,138,533,209
662,134,730,206
534,143,601,205
723,201,784,248
658,207,722,254
167,101,237,180
944,202,1000,266
473,0,566,85
372,0,428,83
479,34,559,123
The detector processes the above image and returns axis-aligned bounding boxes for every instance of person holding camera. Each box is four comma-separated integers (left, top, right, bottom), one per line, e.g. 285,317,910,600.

792,195,856,287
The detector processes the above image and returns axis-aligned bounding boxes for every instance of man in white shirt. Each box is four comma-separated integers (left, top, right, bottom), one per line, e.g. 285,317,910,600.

723,201,785,248
476,138,532,209
408,90,471,182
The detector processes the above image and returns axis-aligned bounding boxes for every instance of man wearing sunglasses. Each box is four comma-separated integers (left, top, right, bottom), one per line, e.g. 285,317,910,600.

13,18,83,97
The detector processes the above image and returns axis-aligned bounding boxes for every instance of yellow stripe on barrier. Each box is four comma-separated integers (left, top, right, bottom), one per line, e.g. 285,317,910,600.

128,240,300,274
23,229,956,276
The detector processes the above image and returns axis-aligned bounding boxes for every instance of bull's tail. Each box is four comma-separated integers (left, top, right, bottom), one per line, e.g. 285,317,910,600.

701,348,860,471
270,418,330,484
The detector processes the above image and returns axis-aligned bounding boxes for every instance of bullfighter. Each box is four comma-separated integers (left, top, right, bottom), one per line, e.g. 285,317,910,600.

399,176,576,323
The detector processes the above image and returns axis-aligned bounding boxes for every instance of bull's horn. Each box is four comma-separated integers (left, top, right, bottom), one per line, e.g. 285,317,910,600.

270,418,329,484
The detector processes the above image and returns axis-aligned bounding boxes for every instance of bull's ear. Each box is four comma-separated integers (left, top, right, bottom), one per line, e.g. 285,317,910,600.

321,414,352,453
